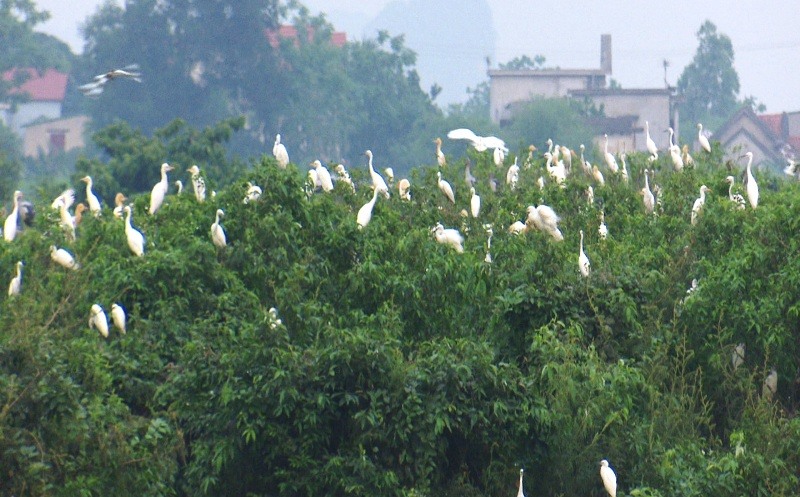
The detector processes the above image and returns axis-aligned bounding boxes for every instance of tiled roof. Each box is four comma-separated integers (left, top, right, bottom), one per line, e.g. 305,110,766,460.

266,25,347,49
758,113,783,137
3,68,68,102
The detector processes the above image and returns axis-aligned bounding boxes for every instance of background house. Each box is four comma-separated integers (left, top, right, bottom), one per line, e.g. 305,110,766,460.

713,107,799,170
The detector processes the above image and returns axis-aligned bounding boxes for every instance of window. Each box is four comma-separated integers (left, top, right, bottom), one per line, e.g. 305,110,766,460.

48,130,65,154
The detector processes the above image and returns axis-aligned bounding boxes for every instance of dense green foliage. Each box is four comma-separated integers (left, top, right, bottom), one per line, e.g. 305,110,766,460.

1,124,800,496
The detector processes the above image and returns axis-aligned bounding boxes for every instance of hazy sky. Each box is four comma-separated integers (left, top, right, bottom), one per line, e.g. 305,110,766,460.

35,0,800,113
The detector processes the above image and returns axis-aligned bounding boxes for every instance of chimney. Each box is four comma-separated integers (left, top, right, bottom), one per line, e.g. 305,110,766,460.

601,34,612,74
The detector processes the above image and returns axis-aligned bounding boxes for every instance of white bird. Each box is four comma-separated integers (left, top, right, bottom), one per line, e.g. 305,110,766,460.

578,230,590,277
306,169,320,194
210,209,227,248
334,164,355,193
619,152,629,184
599,211,608,240
8,260,23,296
57,198,76,241
273,134,289,168
51,189,74,210
691,185,710,226
493,146,505,167
437,171,455,204
268,307,282,329
357,188,380,229
744,152,759,209
383,167,394,184
561,145,573,173
516,468,525,497
526,205,563,241
506,160,520,190
50,245,79,270
668,128,684,171
642,169,655,215
81,176,102,216
243,182,262,203
603,134,619,174
579,144,592,176
446,128,507,153
508,220,527,235
365,150,390,199
398,178,411,201
123,206,145,256
4,190,23,242
697,123,711,153
469,187,481,218
311,160,334,192
732,343,745,371
592,165,605,186
524,145,537,169
186,165,206,202
174,180,183,195
645,120,658,159
149,162,174,215
79,64,142,96
784,159,798,178
110,303,127,334
88,304,109,338
536,176,545,190
484,224,493,264
545,152,567,186
432,222,464,253
724,176,746,210
434,137,446,167
113,193,128,218
763,368,777,401
600,460,617,497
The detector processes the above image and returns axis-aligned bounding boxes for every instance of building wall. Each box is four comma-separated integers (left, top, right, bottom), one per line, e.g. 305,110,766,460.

717,118,777,170
489,73,597,124
7,101,61,135
22,115,89,157
585,93,672,152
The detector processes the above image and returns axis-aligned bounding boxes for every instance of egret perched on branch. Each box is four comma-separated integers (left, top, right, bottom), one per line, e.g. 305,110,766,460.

50,245,79,270
383,167,394,184
432,222,464,253
732,343,745,370
784,159,798,178
81,176,102,216
111,303,127,334
51,189,74,211
506,160,520,190
433,137,446,167
174,180,183,195
398,178,411,201
600,460,617,497
697,123,711,153
311,160,334,192
526,205,563,241
508,220,527,235
524,145,537,169
743,152,758,209
668,128,684,171
619,152,629,184
579,144,592,176
545,152,566,186
437,171,455,204
187,165,206,202
493,146,505,167
113,193,128,218
724,176,746,209
641,169,655,215
592,165,605,186
243,182,262,203
691,185,710,226
334,165,355,193
210,209,227,248
763,368,777,401
357,188,380,229
8,261,23,296
586,186,595,206
58,197,77,241
4,190,23,242
645,120,658,160
149,163,174,215
73,203,87,227
123,206,145,256
89,304,109,338
364,150,390,199
598,211,608,240
268,307,282,329
446,128,507,153
483,224,493,264
578,230,590,277
516,468,525,497
470,187,481,218
464,158,476,187
273,134,289,168
603,134,619,174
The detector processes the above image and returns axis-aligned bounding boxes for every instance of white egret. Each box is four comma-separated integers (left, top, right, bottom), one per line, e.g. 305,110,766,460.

51,189,74,210
4,190,23,242
546,138,553,155
398,178,411,201
578,230,590,277
123,206,145,257
526,205,563,241
434,137,446,167
697,123,711,153
383,167,394,184
536,176,545,190
506,160,520,190
446,128,507,153
437,171,455,204
732,343,745,371
432,222,464,253
642,169,655,215
724,176,746,209
89,304,109,338
174,180,183,195
763,368,777,401
311,160,334,192
210,209,227,248
364,150,390,199
579,144,592,175
306,169,320,194
744,152,758,209
50,245,79,270
149,162,174,215
691,185,710,226
186,165,206,202
561,145,573,173
334,164,355,193
517,468,525,497
113,193,128,218
524,144,537,169
619,152,629,184
493,146,505,167
273,134,289,168
586,186,595,206
470,187,481,218
603,134,619,174
268,307,282,329
645,120,658,159
508,220,527,235
484,224,493,264
58,198,76,241
545,152,566,186
8,260,23,296
356,188,380,229
600,460,617,497
598,211,608,240
784,159,798,178
81,176,102,216
668,128,684,171
682,144,694,167
110,303,127,334
592,165,605,186
243,182,263,203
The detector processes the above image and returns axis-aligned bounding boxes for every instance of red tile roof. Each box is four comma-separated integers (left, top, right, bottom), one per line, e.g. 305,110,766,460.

758,113,783,137
266,25,347,49
788,136,800,152
3,68,68,102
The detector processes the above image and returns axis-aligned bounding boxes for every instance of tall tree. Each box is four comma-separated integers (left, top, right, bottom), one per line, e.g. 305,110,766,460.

677,20,740,134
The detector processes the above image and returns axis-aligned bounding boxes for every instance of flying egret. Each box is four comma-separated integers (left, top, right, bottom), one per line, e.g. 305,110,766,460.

81,175,102,216
4,190,23,242
603,134,619,174
78,64,142,97
89,304,109,338
432,222,464,253
113,193,128,218
763,368,777,401
398,178,411,201
186,165,206,202
724,176,746,209
517,468,525,497
364,150,390,199
743,152,758,209
50,245,79,270
357,188,380,229
334,164,355,193
110,303,127,334
691,185,710,226
311,160,334,192
645,120,658,159
149,163,174,215
437,171,455,204
210,209,227,248
8,260,23,296
446,128,507,153
123,206,145,256
732,343,745,370
600,460,617,497
273,134,289,168
598,211,608,240
526,205,563,241
578,230,590,277
434,137,446,167
697,123,711,153
641,169,655,215
470,187,481,218
175,180,183,195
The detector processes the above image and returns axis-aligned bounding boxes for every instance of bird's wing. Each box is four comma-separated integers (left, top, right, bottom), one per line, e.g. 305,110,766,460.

537,205,560,226
447,128,478,143
483,136,508,152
